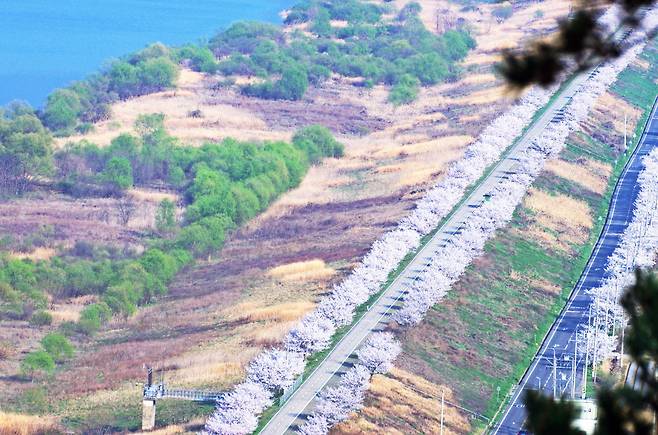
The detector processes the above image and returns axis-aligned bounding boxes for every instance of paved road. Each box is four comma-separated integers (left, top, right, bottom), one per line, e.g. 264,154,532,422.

492,96,658,434
259,69,604,435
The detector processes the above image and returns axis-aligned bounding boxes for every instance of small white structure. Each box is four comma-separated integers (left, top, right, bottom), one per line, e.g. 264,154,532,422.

572,399,598,435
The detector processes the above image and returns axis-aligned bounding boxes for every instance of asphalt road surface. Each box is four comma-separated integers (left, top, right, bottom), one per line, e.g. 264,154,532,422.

260,67,604,435
492,96,658,435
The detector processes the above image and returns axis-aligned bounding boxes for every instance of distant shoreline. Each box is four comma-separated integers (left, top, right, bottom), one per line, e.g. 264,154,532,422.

0,0,293,107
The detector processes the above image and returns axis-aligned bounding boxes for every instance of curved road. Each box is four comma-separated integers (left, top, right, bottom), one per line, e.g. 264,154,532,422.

260,68,601,435
492,96,658,434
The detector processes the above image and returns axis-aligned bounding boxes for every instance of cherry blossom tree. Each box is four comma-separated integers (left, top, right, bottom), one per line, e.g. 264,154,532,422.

297,415,330,435
585,148,658,366
204,381,272,435
246,349,304,392
299,364,371,431
356,332,402,374
285,312,336,355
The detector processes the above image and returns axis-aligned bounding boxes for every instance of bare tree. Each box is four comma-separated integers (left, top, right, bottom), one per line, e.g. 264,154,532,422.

115,197,136,226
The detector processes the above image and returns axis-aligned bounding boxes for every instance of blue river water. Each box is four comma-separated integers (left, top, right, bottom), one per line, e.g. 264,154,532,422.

0,0,293,107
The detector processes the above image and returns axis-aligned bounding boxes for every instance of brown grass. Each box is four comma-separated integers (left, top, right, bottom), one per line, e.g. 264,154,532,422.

525,189,593,230
544,158,611,194
9,248,57,261
333,367,471,435
127,187,179,203
238,301,317,323
54,69,284,148
47,303,85,324
0,341,15,360
267,259,336,282
0,412,59,435
529,276,562,295
521,188,594,251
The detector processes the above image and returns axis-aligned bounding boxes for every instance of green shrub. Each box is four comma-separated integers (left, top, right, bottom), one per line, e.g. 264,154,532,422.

17,387,50,414
21,350,55,377
403,53,449,85
42,89,83,131
155,199,177,234
311,8,333,37
0,112,54,195
0,281,19,303
492,4,513,20
139,249,178,284
176,223,214,256
139,57,179,93
243,63,309,101
30,310,53,326
101,156,133,191
388,74,420,105
108,61,140,99
209,21,283,56
40,333,74,362
231,184,261,224
77,302,112,335
104,282,139,317
176,45,218,73
293,125,344,161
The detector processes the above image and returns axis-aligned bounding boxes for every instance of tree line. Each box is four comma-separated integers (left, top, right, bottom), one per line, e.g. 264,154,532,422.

33,0,476,136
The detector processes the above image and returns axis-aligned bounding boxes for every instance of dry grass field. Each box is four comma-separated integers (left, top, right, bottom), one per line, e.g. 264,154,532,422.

0,412,59,435
334,368,471,435
0,0,582,431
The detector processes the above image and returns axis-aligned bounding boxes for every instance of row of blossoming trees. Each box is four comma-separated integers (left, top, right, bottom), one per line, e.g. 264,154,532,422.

577,9,658,376
204,7,654,434
581,148,658,375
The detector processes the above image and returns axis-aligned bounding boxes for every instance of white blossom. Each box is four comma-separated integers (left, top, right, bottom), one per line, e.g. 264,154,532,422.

297,415,330,435
285,312,336,355
303,364,371,428
204,381,272,435
246,349,304,391
356,332,402,374
585,148,658,366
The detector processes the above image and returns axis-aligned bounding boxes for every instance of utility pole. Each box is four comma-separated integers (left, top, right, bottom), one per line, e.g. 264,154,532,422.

621,321,625,361
624,112,628,152
440,389,445,435
553,348,557,399
572,332,578,399
593,299,600,384
583,324,590,399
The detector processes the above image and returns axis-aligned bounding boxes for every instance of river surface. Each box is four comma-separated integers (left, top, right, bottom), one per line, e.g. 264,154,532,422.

0,0,293,106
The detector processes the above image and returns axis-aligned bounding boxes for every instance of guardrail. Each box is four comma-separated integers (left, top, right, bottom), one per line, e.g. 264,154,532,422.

279,374,304,406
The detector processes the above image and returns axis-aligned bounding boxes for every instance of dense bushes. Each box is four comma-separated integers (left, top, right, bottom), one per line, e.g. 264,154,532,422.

388,74,420,105
175,45,219,73
56,114,176,195
176,125,339,256
0,108,53,195
40,43,179,133
20,333,74,378
243,64,309,100
293,125,344,162
213,0,475,103
36,0,474,137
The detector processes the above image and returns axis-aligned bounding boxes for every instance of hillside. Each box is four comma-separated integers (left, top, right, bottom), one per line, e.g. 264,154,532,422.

0,0,576,432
